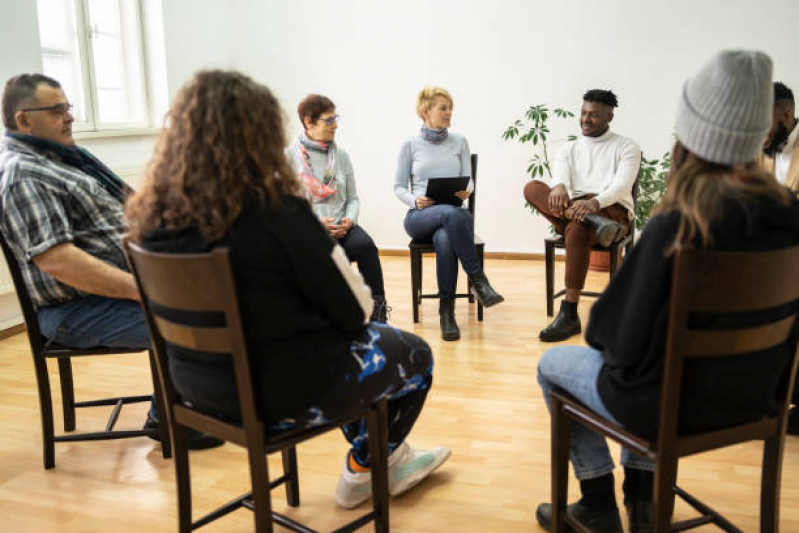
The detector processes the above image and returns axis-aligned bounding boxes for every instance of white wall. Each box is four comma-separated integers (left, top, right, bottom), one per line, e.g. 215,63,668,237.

228,0,799,253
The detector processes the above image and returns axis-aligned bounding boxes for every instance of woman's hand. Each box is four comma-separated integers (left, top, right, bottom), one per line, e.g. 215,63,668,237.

454,189,472,201
415,196,435,209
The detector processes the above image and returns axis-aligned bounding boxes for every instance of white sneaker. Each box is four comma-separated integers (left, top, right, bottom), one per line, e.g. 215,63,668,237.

334,442,451,508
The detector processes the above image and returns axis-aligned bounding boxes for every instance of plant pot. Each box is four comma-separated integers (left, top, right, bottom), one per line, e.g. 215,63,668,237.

588,250,610,272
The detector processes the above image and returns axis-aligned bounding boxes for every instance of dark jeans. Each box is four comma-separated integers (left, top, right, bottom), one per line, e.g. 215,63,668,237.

37,295,157,419
403,205,481,299
269,323,433,468
338,225,385,296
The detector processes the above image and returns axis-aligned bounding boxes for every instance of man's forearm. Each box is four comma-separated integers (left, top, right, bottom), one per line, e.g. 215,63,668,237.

33,243,139,301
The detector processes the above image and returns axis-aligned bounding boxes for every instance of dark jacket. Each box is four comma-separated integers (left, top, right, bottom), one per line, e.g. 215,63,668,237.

141,195,367,423
589,188,799,437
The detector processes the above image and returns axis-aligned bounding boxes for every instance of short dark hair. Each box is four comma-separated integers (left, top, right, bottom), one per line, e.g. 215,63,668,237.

297,94,335,129
2,73,61,130
774,81,794,108
583,89,618,108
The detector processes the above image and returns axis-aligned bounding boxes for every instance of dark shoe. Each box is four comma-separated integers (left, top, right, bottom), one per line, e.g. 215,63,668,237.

144,415,225,451
439,299,460,341
540,300,581,342
787,406,799,436
585,213,626,247
626,500,653,533
536,501,623,532
370,295,391,323
468,271,505,308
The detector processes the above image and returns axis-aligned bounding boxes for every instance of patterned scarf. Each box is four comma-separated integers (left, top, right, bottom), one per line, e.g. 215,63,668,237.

290,132,338,201
6,131,132,202
420,126,448,144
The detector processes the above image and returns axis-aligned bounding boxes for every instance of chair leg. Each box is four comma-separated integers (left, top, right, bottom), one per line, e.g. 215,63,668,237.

248,438,273,533
477,245,484,321
33,354,56,469
609,245,620,277
367,398,390,533
173,424,193,533
652,458,678,533
545,242,555,317
148,349,172,459
58,358,76,432
281,447,300,507
760,434,784,533
410,250,421,324
550,393,571,533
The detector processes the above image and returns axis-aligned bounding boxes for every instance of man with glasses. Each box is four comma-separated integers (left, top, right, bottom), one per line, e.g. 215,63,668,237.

0,73,222,450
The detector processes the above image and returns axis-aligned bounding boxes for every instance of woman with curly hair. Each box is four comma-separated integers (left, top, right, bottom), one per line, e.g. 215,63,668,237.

287,94,390,322
395,86,504,341
126,70,450,509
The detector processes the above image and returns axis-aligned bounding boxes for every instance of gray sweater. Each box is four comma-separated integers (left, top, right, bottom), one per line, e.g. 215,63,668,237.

288,142,360,224
394,132,472,208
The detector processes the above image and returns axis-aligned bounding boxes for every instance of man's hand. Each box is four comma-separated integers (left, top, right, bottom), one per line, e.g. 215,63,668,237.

415,196,435,209
548,184,569,215
565,198,601,222
454,189,472,201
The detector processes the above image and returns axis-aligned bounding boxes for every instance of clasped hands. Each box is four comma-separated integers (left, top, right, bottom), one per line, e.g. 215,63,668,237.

548,185,600,222
415,189,471,210
321,217,354,239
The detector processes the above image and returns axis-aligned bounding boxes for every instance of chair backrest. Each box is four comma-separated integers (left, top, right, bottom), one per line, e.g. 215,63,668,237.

657,246,799,445
125,242,263,443
0,230,47,353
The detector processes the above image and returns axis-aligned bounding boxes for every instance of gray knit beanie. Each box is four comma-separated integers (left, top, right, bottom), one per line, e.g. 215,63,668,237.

675,50,773,165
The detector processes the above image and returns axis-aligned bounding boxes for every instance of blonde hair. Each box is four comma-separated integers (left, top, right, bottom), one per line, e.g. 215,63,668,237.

416,86,453,120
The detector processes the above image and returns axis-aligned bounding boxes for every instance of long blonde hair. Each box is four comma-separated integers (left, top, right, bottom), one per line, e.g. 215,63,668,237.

127,70,302,242
652,142,792,254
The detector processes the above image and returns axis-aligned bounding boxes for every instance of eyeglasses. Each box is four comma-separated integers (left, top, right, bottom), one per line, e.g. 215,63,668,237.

21,103,73,116
320,114,340,125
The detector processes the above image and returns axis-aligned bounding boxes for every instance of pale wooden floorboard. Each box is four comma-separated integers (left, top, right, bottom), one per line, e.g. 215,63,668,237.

0,256,797,532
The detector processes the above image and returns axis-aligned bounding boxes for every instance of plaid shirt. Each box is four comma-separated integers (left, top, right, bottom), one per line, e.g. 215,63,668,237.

0,136,129,310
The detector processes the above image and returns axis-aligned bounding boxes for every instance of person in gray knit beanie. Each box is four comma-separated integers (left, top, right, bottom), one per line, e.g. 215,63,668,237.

675,50,773,165
535,50,799,533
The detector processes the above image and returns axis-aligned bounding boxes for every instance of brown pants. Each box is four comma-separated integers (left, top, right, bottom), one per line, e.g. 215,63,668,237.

523,180,629,291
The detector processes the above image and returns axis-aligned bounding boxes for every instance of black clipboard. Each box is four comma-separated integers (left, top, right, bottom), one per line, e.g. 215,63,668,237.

424,176,470,207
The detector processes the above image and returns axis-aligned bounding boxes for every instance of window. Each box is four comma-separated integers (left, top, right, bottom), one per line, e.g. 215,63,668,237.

35,0,168,134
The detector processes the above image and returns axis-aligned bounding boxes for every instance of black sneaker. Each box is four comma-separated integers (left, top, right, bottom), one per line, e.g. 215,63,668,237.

144,415,225,451
626,500,653,533
536,500,623,532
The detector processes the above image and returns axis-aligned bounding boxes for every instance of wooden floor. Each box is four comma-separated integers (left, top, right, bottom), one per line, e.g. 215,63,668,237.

1,256,798,532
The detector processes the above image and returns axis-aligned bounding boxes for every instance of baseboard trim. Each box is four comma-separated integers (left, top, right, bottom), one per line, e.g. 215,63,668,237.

378,249,565,261
0,322,25,340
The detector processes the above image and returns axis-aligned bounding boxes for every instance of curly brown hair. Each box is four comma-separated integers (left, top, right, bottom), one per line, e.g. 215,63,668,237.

126,70,302,242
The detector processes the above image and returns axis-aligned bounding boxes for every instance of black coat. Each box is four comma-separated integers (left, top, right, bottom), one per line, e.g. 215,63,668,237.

141,196,367,423
589,189,799,437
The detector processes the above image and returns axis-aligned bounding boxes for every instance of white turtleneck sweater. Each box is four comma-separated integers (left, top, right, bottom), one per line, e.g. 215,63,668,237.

549,129,641,219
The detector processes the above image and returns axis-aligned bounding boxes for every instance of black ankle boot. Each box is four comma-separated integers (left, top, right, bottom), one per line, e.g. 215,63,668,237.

535,500,623,532
468,271,505,308
439,299,460,341
370,295,391,323
585,213,626,247
623,468,654,533
539,300,581,342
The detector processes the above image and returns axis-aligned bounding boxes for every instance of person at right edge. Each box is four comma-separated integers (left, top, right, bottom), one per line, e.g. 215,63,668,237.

535,50,799,532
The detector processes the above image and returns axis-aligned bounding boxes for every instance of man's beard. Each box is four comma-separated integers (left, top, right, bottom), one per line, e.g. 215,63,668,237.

763,121,790,157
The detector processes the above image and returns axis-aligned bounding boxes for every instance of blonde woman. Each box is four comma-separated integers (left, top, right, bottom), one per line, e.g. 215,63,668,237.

394,86,503,340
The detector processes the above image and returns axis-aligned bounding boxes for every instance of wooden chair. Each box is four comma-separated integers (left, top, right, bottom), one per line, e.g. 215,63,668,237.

126,243,390,533
409,153,485,323
0,231,171,469
548,246,799,533
544,178,639,316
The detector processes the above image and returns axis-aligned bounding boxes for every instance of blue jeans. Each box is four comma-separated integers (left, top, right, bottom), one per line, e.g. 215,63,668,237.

404,205,481,299
37,295,157,419
537,345,654,480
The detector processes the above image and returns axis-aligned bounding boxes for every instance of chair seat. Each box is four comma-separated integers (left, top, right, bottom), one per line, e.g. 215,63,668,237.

409,235,485,250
